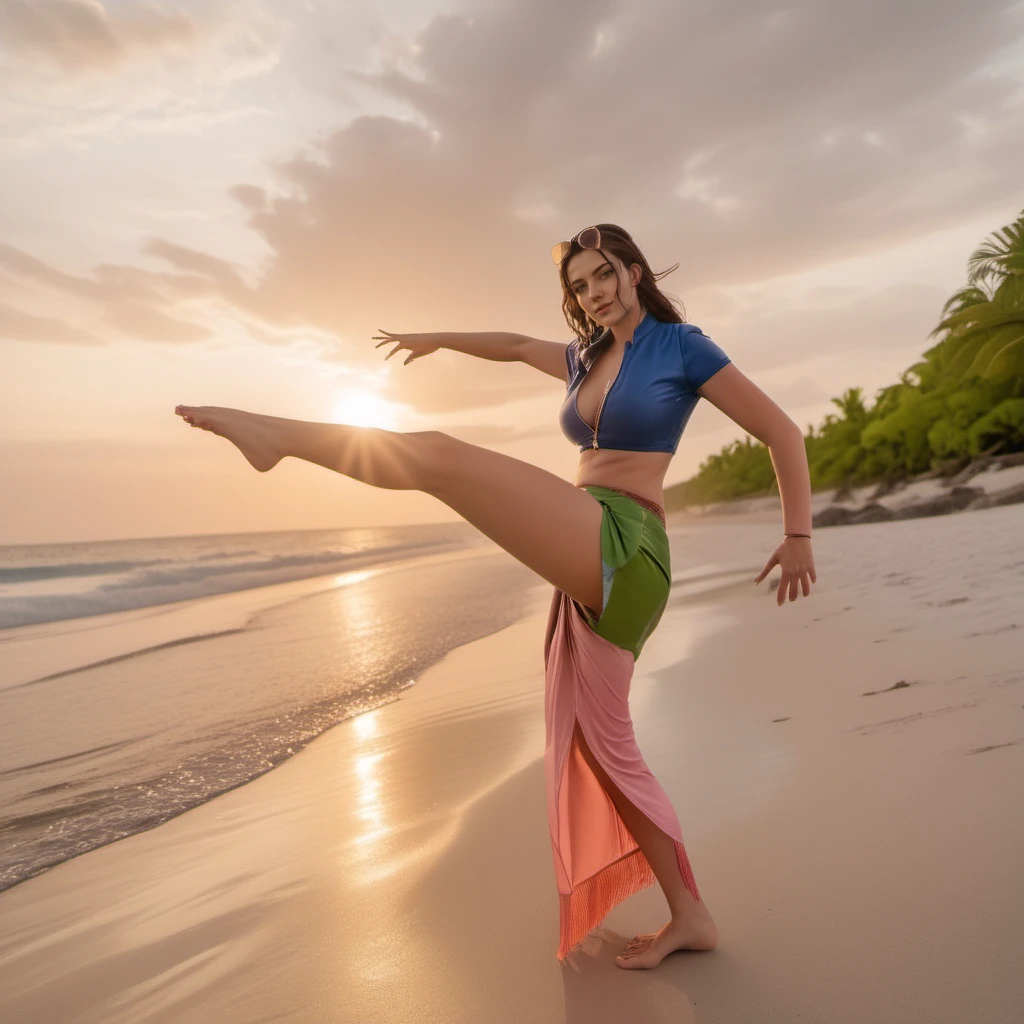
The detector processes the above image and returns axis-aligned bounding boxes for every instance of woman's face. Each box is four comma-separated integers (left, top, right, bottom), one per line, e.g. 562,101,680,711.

565,249,640,325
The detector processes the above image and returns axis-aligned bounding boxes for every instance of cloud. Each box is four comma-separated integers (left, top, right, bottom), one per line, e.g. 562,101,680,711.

141,238,256,304
101,299,214,342
193,0,1022,408
0,302,104,345
0,1,283,144
4,0,1023,417
0,0,200,73
0,243,225,344
0,242,110,301
231,3,1022,308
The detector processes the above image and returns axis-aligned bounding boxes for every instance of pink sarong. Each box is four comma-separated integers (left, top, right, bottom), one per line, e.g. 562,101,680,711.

542,585,702,962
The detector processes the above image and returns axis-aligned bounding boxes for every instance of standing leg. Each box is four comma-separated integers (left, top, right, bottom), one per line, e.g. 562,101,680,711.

571,722,718,968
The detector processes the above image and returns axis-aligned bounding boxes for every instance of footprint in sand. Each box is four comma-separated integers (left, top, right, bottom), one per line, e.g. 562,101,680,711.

862,679,914,696
966,740,1022,755
848,700,981,736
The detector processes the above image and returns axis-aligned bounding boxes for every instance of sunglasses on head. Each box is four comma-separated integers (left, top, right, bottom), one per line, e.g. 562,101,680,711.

551,225,602,265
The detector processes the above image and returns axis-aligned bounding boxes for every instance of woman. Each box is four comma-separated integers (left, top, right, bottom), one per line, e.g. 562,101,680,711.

174,223,816,969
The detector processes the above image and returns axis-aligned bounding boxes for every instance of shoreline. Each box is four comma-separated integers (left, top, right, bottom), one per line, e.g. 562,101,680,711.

0,516,768,897
1,504,1022,1022
0,541,546,894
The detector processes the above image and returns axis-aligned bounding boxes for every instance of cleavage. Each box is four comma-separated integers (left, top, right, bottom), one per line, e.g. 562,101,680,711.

575,346,625,432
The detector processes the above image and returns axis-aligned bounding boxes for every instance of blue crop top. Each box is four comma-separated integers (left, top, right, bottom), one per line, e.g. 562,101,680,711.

558,312,731,454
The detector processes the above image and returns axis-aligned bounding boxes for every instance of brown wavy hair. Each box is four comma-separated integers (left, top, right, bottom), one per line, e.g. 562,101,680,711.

555,223,687,367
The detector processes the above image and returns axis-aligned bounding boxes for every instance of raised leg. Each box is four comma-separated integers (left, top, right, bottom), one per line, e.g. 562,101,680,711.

173,406,607,616
571,721,718,968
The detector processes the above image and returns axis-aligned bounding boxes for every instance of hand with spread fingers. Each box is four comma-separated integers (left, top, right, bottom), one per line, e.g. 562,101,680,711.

754,536,817,606
372,330,442,366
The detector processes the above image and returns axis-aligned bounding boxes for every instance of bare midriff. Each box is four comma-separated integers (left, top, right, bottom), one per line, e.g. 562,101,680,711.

573,448,672,510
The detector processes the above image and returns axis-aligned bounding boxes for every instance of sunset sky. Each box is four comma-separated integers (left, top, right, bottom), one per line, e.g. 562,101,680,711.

2,0,1022,544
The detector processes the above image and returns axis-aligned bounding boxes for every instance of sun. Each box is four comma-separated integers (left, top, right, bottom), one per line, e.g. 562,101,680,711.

329,388,402,430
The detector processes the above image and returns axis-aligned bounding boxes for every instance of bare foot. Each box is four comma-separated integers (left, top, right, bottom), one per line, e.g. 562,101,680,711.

174,405,283,472
615,907,718,970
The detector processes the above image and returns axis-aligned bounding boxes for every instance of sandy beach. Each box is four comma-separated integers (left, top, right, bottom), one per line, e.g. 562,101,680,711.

1,497,1022,1023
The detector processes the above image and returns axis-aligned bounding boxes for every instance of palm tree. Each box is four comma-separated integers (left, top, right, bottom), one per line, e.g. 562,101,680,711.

927,209,1024,387
831,386,869,424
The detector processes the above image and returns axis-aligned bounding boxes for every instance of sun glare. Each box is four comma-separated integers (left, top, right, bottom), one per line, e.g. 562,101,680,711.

329,389,402,430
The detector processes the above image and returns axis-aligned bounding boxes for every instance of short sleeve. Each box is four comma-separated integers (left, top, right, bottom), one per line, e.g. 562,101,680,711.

680,326,731,393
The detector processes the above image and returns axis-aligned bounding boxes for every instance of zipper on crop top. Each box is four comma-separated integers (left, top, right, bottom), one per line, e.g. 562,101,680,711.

590,340,631,449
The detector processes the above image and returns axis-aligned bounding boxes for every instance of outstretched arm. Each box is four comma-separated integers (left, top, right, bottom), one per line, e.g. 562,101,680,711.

374,330,568,382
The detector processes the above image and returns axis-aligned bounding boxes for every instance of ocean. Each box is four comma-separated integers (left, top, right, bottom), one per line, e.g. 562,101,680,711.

0,524,545,891
0,523,497,631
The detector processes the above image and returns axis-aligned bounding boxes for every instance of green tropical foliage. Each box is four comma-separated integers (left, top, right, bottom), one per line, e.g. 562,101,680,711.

668,209,1024,509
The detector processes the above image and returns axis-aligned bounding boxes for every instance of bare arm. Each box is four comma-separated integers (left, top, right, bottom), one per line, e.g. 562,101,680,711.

374,330,568,382
698,362,817,605
696,363,813,537
435,332,529,362
512,336,570,382
437,332,568,381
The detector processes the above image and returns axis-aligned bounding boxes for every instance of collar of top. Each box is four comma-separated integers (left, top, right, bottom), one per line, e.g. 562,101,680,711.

592,309,657,348
631,309,657,344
